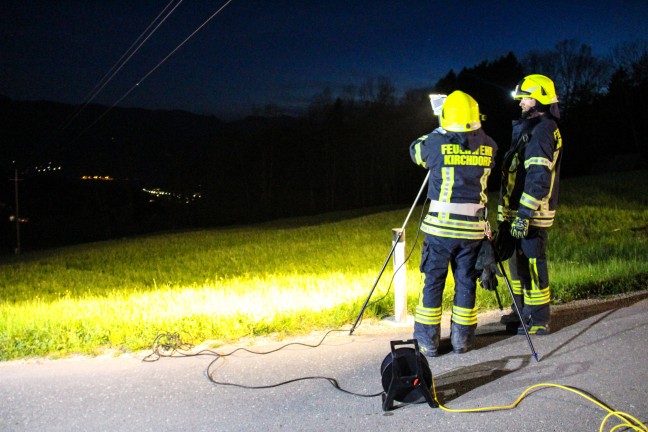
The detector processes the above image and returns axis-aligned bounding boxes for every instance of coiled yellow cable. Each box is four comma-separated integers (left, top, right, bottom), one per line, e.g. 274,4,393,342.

431,379,647,432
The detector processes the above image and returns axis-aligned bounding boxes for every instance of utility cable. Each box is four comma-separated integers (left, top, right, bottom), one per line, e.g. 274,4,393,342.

75,0,236,140
27,0,237,170
59,0,184,133
17,0,185,172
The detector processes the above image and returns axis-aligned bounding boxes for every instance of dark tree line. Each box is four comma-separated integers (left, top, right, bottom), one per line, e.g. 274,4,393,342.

1,40,646,252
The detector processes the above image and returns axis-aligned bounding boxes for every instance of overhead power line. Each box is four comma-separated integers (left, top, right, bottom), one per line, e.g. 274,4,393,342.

17,1,185,173
76,0,236,139
59,0,184,133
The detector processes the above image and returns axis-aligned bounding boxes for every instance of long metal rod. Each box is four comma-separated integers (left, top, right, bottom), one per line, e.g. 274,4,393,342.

495,255,540,362
349,171,430,335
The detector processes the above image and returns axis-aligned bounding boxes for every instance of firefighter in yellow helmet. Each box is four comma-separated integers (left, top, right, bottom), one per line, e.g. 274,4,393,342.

409,90,498,357
497,74,563,335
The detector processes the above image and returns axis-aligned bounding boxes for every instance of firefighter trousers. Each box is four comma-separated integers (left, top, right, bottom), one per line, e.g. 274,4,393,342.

508,227,551,326
414,234,481,352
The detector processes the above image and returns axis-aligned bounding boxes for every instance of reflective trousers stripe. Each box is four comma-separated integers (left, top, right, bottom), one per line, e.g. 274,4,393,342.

524,287,551,306
415,305,442,326
511,279,523,296
451,305,477,326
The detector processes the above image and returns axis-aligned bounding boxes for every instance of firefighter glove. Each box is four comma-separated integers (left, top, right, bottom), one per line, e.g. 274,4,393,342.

493,221,515,262
510,216,529,239
479,268,498,291
476,240,501,291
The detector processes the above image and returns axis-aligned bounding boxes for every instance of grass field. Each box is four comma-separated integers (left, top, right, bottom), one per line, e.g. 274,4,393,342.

1,170,646,361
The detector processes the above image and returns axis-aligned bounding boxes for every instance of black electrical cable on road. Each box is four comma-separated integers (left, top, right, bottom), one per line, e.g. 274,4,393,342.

143,329,383,398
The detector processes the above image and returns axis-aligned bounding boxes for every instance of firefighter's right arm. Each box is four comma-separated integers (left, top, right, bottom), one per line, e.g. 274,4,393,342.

409,135,429,168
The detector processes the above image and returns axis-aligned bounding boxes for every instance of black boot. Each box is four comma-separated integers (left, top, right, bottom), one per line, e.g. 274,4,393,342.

500,311,521,325
414,323,440,358
450,322,475,354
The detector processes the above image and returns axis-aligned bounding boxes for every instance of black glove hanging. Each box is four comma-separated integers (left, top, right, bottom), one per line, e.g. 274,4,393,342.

476,239,502,291
493,220,515,262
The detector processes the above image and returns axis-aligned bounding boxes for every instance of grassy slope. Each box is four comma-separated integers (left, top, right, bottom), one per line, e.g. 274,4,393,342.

547,170,648,301
0,170,646,360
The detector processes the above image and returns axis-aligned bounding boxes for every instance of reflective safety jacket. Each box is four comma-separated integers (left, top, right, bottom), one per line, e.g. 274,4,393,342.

498,114,563,228
410,127,498,240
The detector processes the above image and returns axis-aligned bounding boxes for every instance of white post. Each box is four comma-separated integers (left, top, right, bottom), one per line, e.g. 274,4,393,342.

392,228,407,323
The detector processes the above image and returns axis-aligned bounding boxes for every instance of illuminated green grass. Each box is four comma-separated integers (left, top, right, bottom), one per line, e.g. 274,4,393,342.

0,170,646,360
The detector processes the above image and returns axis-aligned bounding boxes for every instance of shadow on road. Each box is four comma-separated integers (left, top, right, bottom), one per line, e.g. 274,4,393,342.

549,291,648,331
466,291,648,354
432,355,531,404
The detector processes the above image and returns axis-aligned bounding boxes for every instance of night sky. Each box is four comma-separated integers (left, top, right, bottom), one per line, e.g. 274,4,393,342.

2,0,648,120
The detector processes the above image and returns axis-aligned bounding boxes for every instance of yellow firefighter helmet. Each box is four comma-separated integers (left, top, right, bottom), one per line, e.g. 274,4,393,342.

440,90,482,132
512,74,559,105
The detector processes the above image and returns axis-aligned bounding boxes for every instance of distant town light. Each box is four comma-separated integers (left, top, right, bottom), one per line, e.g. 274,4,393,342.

32,162,62,174
142,187,202,204
81,175,113,181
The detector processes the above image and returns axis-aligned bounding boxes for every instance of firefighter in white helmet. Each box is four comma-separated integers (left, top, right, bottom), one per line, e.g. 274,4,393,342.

498,74,563,335
409,90,498,357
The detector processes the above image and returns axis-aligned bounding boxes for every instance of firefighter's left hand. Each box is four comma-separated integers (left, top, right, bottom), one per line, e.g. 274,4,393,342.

510,216,529,239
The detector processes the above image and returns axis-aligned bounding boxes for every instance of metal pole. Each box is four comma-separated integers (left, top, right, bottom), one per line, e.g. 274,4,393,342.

349,171,429,335
13,168,21,255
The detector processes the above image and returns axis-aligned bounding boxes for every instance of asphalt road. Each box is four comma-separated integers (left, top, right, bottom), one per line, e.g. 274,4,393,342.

1,292,647,432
